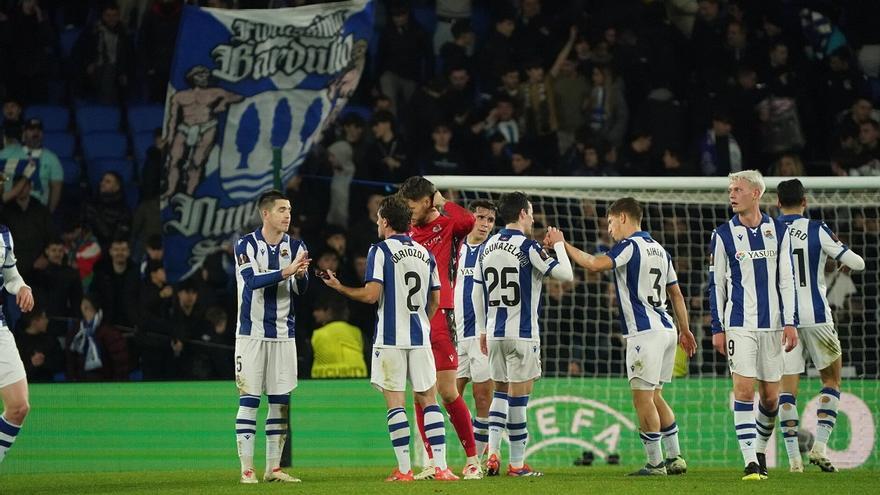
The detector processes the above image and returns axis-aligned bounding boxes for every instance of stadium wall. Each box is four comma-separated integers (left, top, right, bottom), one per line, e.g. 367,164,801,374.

2,379,877,474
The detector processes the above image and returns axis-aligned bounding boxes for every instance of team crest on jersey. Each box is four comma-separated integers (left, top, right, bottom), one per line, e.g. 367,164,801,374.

281,248,289,258
432,225,442,233
763,229,774,239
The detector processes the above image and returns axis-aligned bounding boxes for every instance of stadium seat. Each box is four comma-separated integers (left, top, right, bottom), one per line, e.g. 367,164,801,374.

87,158,134,190
411,6,436,34
60,157,81,185
42,131,76,158
59,26,82,59
132,131,155,170
25,105,70,132
81,131,128,161
127,104,165,134
76,105,121,133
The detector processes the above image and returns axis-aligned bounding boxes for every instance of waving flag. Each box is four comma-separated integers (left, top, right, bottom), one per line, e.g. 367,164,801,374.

160,0,373,282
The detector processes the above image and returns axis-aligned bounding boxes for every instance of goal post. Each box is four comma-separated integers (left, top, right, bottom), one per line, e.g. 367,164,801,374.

424,175,880,470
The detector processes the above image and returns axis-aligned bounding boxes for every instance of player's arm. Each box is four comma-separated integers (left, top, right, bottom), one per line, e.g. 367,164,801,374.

290,241,310,295
434,192,475,238
326,276,382,304
560,239,613,272
427,287,440,320
539,227,574,281
819,222,865,271
707,229,728,356
474,247,490,355
325,244,384,304
665,255,696,356
1,233,34,312
777,226,798,352
235,239,303,291
426,253,442,319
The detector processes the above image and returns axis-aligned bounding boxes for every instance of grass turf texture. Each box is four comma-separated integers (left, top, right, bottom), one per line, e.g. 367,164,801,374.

0,467,876,495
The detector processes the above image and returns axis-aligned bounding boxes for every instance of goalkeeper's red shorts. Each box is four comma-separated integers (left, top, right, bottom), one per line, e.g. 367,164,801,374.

430,309,458,372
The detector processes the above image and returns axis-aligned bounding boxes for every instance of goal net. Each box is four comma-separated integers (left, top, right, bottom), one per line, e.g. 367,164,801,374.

426,175,880,470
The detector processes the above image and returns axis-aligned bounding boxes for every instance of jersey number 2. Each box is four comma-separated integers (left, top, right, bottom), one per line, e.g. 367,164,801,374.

404,271,421,312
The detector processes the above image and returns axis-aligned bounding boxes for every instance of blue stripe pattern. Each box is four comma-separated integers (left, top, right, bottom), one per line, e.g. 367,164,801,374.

462,248,478,338
625,245,651,331
734,400,753,412
508,396,529,407
0,439,11,448
379,243,396,346
808,221,825,323
236,419,257,425
262,245,281,338
746,227,771,328
267,394,290,404
266,418,286,425
0,417,21,436
239,395,260,408
266,430,285,436
519,244,533,339
821,387,841,398
237,237,257,336
493,307,507,338
509,433,528,441
720,227,746,327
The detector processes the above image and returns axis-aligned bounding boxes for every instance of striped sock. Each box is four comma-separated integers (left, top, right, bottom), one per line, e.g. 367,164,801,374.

488,391,508,456
266,394,290,471
755,403,778,454
639,431,663,466
387,407,411,473
423,404,447,470
235,395,259,472
734,400,758,466
779,393,801,464
507,395,529,468
813,387,840,455
0,415,22,463
473,416,489,458
660,421,680,458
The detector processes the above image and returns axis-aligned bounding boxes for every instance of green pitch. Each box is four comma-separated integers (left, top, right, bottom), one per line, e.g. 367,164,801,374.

1,467,877,495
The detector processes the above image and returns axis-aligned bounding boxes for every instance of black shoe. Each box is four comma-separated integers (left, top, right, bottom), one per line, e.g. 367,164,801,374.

742,462,764,481
756,453,769,478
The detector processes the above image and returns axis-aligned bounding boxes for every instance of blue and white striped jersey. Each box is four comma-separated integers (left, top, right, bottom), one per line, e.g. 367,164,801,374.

778,214,852,327
607,232,677,337
708,214,797,334
235,229,308,340
366,235,440,349
0,226,28,329
475,229,559,342
454,241,487,341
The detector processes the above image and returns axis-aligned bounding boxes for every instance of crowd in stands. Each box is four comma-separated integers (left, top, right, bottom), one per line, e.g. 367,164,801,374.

0,0,878,381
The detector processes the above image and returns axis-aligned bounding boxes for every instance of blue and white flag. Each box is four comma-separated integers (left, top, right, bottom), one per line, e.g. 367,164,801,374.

160,0,373,282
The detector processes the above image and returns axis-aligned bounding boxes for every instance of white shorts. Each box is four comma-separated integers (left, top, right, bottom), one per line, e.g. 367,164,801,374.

488,339,542,383
456,338,490,383
783,324,843,375
0,328,26,389
625,330,677,390
234,338,298,396
370,347,436,393
726,329,783,382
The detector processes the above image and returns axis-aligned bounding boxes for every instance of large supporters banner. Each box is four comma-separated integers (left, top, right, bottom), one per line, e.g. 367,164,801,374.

160,1,373,282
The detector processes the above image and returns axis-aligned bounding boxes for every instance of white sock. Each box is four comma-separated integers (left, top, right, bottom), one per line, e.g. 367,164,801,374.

813,387,840,455
387,407,411,473
423,404,447,470
734,400,758,466
235,395,259,472
507,395,529,468
0,415,22,464
488,391,508,456
660,421,680,459
473,416,489,458
755,403,778,454
265,394,289,471
640,431,663,466
779,393,801,464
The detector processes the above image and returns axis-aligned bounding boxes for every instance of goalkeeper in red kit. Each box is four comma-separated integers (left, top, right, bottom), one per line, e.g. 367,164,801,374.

398,176,482,480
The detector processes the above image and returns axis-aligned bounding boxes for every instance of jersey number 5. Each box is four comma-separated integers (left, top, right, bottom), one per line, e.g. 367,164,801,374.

485,267,521,306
